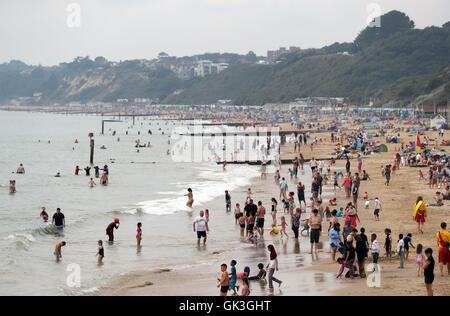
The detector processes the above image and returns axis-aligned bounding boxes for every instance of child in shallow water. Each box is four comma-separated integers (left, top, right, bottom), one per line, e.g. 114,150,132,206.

280,216,288,238
252,226,260,246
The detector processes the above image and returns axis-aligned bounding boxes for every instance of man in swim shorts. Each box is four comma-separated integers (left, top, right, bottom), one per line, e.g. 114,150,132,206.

256,201,266,237
193,210,209,245
54,241,66,262
307,209,322,255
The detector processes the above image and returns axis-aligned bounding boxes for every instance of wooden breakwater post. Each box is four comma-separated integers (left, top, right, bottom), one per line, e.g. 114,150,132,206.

89,132,94,165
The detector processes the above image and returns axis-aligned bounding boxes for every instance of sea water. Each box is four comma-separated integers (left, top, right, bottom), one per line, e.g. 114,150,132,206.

0,111,262,295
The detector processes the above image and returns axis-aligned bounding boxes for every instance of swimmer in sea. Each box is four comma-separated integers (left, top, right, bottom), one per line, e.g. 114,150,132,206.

54,172,61,177
136,222,142,247
106,218,120,242
100,173,108,185
9,180,16,193
40,207,49,222
75,165,80,175
185,188,194,209
54,241,66,262
89,178,96,187
96,240,104,264
16,163,25,174
94,166,100,178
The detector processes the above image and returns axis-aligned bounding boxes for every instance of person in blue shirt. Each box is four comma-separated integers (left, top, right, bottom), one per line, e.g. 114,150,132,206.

229,260,239,295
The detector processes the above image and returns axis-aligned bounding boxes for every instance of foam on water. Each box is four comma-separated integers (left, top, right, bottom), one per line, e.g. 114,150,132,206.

5,233,36,242
123,164,260,216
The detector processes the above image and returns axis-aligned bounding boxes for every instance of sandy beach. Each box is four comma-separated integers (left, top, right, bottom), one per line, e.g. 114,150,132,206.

98,120,449,296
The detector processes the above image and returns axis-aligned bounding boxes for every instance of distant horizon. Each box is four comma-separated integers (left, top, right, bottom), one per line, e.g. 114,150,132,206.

1,0,449,66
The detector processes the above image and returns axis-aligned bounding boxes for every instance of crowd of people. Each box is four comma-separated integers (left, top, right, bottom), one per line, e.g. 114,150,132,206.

209,127,449,296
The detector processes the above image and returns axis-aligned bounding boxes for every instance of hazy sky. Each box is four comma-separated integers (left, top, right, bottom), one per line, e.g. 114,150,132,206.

1,0,449,65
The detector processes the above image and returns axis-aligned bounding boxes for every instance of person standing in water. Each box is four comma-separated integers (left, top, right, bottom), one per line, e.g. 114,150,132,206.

256,201,266,237
225,190,231,212
307,209,322,256
97,240,104,264
193,210,209,245
9,180,16,193
88,178,96,188
40,207,49,222
217,263,230,296
185,188,194,209
266,245,282,293
94,166,100,178
136,222,143,247
16,163,25,174
84,166,91,176
54,241,66,262
75,166,80,175
106,218,120,242
52,208,65,230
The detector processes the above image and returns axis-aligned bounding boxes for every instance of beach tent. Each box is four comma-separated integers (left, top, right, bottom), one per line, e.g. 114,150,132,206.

379,144,388,152
429,115,447,129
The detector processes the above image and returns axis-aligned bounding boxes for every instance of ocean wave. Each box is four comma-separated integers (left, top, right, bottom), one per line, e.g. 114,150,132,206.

127,164,260,216
4,233,36,242
81,287,99,294
4,233,36,250
32,224,64,236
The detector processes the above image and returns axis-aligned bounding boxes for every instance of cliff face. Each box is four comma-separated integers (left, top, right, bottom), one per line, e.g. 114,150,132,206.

1,11,449,107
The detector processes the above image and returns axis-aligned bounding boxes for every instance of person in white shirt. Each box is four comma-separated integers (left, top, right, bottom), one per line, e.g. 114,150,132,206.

370,233,380,271
373,197,382,221
397,233,405,268
310,158,318,172
279,178,288,200
416,153,422,163
193,210,209,245
318,160,324,174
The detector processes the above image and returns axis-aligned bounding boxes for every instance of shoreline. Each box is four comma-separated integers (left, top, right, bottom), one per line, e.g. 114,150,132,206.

98,122,449,296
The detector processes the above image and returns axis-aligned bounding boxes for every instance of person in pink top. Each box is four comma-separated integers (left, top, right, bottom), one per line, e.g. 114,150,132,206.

240,277,250,296
416,243,425,277
343,175,352,198
280,216,288,238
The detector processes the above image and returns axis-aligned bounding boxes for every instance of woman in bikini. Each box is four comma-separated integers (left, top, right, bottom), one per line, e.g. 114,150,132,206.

185,188,194,209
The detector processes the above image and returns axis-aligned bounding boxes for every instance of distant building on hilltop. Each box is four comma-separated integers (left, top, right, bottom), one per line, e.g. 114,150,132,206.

194,60,228,77
267,46,300,62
